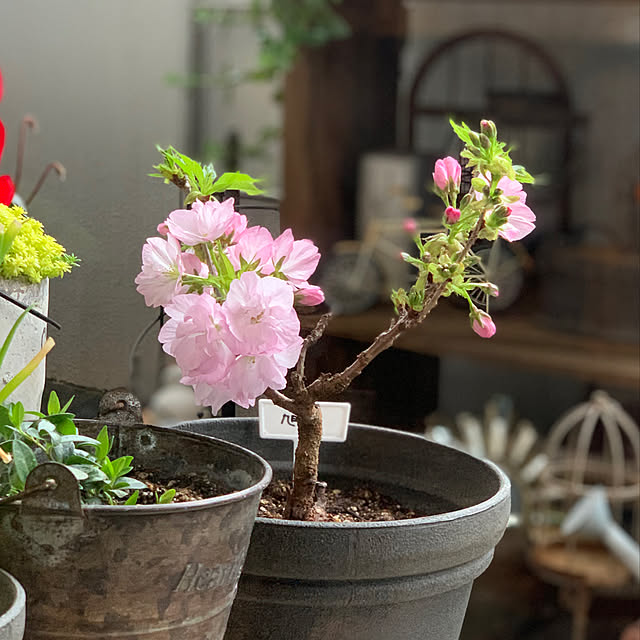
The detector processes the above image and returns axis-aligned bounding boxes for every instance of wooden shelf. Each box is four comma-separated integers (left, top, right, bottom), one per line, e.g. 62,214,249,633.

303,304,640,391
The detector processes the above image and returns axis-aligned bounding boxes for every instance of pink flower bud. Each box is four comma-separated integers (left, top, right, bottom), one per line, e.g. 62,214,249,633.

433,157,462,191
444,206,461,224
480,119,497,139
471,310,496,338
157,221,169,236
402,217,418,234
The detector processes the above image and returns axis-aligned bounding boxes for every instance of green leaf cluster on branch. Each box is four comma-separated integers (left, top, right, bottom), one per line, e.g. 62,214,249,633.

151,145,264,206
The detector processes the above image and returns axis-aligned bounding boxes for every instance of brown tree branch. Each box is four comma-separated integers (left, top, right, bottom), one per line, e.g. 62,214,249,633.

264,387,300,414
307,213,486,401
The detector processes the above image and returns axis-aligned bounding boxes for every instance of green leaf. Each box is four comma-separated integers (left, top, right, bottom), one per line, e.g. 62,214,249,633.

47,391,61,415
67,465,89,481
95,426,111,461
59,434,101,447
49,416,77,436
12,439,38,484
109,456,134,480
449,119,473,145
101,457,115,479
114,476,147,491
62,453,94,465
69,465,108,483
156,488,176,504
212,172,264,196
36,420,62,446
60,395,75,413
124,490,139,505
10,403,24,428
51,442,75,463
513,165,535,184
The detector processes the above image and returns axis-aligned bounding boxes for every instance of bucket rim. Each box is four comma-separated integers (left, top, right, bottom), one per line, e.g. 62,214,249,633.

12,421,273,515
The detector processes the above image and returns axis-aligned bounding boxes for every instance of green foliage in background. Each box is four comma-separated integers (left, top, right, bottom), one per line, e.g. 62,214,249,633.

194,0,350,83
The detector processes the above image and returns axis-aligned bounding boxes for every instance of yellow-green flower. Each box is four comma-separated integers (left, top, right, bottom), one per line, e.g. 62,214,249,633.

0,204,78,283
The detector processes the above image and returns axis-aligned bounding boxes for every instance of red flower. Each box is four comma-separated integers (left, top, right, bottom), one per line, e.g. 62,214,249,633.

0,175,15,205
0,68,15,205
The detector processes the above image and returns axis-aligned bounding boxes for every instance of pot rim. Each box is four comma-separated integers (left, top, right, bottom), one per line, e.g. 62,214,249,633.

0,568,26,628
184,418,511,529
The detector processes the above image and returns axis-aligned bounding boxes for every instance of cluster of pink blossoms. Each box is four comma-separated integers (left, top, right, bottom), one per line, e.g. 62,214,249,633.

432,155,536,339
433,156,536,243
135,197,324,413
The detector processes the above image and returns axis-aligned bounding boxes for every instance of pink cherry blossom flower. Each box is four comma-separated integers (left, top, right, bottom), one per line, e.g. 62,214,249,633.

472,310,496,338
226,225,274,272
475,174,536,242
165,198,238,246
266,229,321,285
294,283,325,306
495,176,536,242
223,271,300,355
445,206,461,224
159,293,233,380
433,157,461,191
223,207,248,240
135,235,190,307
190,378,234,415
188,336,303,413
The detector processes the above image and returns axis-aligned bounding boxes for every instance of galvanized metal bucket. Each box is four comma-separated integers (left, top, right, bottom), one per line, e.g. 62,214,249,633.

176,418,511,640
0,420,272,640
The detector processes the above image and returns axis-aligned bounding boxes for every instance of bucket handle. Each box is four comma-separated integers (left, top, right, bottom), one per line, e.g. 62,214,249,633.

18,462,83,516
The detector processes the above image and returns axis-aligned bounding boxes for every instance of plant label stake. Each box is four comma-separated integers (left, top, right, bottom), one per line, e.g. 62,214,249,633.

258,399,351,464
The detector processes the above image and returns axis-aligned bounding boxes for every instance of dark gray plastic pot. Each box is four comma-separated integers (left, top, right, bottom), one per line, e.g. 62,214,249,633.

175,418,511,640
0,568,25,640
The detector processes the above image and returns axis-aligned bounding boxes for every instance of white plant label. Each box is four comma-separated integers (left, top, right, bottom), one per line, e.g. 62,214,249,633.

258,399,351,444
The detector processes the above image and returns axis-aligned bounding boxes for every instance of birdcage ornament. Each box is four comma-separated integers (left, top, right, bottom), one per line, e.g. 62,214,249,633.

529,390,639,544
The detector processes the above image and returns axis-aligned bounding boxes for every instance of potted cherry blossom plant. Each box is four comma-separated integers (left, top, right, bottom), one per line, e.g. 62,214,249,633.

137,119,536,639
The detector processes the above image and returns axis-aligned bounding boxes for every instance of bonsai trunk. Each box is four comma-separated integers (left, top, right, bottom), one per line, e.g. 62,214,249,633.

286,401,324,520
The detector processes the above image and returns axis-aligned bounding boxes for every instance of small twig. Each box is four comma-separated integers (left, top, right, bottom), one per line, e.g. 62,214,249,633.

294,312,331,392
14,115,38,192
0,478,57,506
0,289,61,329
25,162,66,206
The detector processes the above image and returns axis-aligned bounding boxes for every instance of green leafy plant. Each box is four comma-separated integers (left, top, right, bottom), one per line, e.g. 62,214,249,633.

0,313,164,506
0,391,147,504
0,204,79,283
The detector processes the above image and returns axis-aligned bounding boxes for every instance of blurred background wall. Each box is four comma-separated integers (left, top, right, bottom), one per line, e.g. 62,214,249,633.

0,1,192,395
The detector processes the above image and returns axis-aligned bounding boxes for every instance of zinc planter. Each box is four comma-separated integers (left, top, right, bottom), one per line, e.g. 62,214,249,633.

0,420,271,640
0,278,49,412
175,418,511,640
0,569,25,640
